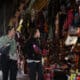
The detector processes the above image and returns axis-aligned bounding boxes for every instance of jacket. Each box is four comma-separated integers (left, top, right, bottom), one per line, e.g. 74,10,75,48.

24,37,42,61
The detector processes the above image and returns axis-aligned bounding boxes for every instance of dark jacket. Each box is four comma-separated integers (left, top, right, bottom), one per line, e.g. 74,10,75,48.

24,37,42,60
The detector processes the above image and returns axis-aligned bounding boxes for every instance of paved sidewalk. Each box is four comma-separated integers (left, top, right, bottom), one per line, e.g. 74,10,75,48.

0,70,29,80
0,71,2,80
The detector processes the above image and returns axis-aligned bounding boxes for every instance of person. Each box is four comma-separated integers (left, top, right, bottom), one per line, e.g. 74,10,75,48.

24,28,44,80
0,26,18,80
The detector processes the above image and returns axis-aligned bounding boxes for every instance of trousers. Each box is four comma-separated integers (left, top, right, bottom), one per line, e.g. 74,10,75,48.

28,62,44,80
1,54,18,80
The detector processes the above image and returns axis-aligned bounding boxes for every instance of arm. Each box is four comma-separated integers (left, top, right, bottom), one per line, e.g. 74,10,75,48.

0,36,11,48
0,36,11,54
0,36,7,48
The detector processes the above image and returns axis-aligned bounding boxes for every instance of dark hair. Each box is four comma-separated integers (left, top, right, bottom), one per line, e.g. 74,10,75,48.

31,27,40,37
6,26,15,34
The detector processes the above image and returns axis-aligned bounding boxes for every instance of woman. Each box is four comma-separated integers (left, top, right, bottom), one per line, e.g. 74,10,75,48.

24,28,44,80
0,26,18,80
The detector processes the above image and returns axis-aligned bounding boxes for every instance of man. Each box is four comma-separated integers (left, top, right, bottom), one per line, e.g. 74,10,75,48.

0,26,18,80
24,28,44,80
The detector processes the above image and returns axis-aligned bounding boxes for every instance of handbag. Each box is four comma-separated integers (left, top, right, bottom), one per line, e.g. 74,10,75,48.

65,35,78,46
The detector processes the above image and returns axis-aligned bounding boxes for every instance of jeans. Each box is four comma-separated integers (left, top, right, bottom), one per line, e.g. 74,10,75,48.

28,62,44,80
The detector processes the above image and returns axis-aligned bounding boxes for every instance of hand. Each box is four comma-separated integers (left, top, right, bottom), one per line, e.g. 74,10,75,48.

33,44,41,54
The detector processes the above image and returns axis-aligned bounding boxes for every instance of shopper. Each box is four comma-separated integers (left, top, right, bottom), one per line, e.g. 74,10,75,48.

24,28,44,80
0,26,18,80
